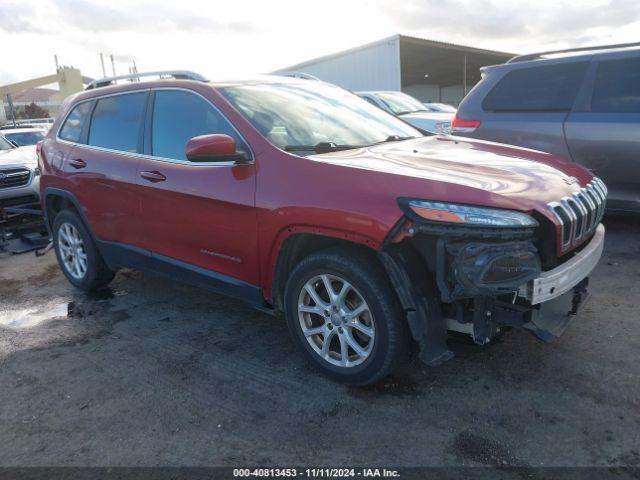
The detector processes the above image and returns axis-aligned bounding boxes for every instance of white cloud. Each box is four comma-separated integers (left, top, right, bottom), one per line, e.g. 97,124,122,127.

0,0,638,86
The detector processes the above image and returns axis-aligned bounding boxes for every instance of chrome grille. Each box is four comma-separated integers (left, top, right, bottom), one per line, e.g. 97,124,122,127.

0,168,31,190
548,177,607,252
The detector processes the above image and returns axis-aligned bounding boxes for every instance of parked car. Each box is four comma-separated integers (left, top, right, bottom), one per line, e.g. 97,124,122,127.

357,91,453,134
1,118,54,130
452,43,640,213
0,135,40,208
423,102,457,113
1,127,47,147
40,72,605,385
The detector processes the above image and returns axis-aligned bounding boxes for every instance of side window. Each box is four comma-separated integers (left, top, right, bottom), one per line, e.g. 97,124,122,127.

483,62,588,112
88,93,147,153
151,90,246,161
591,57,640,113
59,101,93,142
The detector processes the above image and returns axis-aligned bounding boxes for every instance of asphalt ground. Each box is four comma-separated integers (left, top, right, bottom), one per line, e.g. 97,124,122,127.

0,215,638,470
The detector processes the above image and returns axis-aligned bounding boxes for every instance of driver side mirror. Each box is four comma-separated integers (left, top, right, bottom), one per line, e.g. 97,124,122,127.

185,134,248,163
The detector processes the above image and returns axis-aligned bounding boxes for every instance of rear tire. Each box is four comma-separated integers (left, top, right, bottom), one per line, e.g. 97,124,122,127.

284,247,409,385
52,209,115,291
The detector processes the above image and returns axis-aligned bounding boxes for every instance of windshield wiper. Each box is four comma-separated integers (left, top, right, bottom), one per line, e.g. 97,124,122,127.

284,142,366,154
378,135,417,144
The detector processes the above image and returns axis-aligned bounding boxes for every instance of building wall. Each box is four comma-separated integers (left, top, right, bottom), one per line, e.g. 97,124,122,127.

403,84,441,102
441,85,464,105
277,37,402,91
403,84,466,106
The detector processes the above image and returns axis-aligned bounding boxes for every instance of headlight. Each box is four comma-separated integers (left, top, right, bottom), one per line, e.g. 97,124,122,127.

401,199,538,228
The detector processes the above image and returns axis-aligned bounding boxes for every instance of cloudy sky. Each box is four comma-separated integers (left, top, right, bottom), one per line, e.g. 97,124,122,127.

1,0,639,86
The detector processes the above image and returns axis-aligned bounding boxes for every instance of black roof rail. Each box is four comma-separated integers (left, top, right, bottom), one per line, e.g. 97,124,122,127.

86,70,208,90
507,41,640,63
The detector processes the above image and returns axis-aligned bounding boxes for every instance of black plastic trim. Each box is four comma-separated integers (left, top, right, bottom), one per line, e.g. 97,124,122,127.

97,240,265,307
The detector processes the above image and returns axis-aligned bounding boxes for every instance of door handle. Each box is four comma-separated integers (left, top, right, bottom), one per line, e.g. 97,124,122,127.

68,158,86,169
140,170,167,183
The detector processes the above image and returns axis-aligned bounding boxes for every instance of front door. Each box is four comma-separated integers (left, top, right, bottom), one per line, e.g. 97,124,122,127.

134,89,259,285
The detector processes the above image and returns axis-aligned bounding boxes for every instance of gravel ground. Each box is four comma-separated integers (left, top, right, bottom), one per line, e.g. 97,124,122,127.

0,215,638,468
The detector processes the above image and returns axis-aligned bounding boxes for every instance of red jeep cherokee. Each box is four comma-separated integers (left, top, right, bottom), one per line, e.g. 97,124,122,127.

39,72,606,385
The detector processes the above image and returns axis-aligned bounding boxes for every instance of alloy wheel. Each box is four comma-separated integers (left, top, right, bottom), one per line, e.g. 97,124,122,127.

297,274,375,367
58,222,88,280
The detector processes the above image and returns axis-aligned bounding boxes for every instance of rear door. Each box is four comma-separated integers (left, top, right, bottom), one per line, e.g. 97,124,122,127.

62,91,148,246
134,89,259,285
564,54,640,212
460,61,589,158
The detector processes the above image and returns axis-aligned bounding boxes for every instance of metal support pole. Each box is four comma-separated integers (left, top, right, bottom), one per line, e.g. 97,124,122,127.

6,94,16,127
100,53,106,77
110,54,116,76
463,55,468,97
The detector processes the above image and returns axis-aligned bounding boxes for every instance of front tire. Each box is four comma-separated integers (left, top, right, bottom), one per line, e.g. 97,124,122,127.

284,247,409,385
52,209,115,291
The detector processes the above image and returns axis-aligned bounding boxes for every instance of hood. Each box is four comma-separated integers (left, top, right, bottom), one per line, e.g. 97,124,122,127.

310,135,593,211
0,145,37,168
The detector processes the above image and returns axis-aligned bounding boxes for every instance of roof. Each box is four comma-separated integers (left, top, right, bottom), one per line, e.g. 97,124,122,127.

276,34,514,72
399,34,514,58
66,75,316,104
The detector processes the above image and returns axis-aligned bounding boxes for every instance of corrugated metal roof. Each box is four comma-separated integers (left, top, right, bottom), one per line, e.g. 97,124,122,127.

276,34,514,72
398,34,514,58
274,35,401,72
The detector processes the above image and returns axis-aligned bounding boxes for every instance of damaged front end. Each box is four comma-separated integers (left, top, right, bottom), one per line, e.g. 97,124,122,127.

379,198,603,366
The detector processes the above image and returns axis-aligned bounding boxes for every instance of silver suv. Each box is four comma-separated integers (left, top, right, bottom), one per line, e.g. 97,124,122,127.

0,135,40,208
453,43,640,213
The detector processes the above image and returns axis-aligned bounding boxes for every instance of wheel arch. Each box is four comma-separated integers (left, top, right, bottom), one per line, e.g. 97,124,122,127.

43,188,95,239
266,226,383,312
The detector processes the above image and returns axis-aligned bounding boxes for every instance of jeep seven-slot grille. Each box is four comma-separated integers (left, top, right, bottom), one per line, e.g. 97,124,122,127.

548,178,607,252
0,168,31,190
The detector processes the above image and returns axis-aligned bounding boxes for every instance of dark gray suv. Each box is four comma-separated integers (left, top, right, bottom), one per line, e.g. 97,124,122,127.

453,43,640,213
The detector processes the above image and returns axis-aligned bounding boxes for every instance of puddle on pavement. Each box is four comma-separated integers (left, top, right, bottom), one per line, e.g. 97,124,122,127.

0,302,69,329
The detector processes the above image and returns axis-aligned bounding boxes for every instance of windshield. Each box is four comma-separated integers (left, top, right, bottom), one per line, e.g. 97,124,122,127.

5,131,45,146
0,136,14,150
375,92,427,115
220,82,420,153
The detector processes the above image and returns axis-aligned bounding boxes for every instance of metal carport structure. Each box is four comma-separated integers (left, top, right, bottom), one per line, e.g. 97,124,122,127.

275,34,514,105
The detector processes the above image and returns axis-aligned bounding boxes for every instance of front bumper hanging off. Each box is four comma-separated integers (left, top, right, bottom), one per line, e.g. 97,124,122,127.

517,224,605,341
462,224,605,344
520,224,605,305
382,219,605,366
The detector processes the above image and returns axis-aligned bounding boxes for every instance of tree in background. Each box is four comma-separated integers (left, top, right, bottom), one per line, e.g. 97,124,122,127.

19,102,50,119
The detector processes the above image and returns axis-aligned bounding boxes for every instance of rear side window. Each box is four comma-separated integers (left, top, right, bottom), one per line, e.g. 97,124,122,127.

88,93,147,152
151,90,246,161
59,101,93,142
483,62,588,112
591,57,640,113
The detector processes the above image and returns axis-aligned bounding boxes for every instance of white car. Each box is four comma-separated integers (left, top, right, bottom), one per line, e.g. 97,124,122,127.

0,127,47,147
423,102,457,113
0,135,40,208
357,91,453,134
